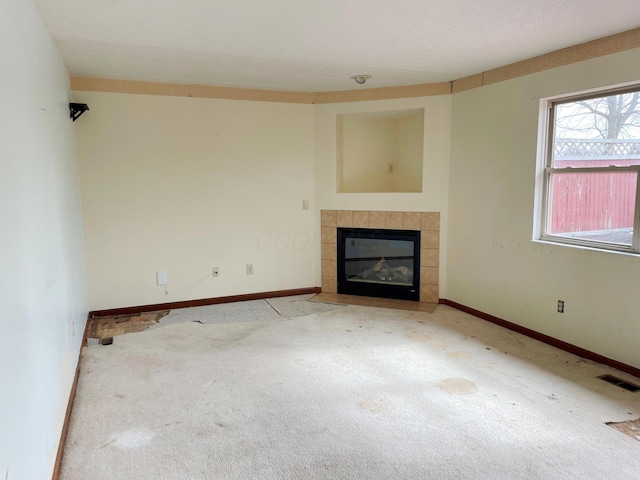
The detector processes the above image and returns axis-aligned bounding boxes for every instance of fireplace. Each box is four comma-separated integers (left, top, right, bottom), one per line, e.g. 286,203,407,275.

321,210,440,304
337,228,421,301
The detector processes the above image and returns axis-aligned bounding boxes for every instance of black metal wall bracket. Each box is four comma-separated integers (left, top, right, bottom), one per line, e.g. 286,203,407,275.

69,103,89,121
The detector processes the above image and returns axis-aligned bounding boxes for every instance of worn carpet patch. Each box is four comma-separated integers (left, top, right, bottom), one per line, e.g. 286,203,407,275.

63,305,640,480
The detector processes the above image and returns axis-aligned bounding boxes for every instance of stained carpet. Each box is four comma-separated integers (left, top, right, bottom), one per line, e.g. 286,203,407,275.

62,303,640,479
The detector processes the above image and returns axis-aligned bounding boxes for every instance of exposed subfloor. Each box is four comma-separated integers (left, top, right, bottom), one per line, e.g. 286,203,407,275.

86,294,344,342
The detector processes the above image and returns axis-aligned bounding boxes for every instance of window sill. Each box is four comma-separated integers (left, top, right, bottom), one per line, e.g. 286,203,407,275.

532,238,640,258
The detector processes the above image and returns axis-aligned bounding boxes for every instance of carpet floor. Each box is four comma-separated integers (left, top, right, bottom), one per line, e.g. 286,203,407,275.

61,300,640,479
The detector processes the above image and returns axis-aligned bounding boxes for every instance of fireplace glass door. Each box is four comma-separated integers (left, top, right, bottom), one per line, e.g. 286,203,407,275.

337,228,420,301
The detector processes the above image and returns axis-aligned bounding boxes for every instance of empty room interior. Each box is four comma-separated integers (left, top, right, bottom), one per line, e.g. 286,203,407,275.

3,1,640,479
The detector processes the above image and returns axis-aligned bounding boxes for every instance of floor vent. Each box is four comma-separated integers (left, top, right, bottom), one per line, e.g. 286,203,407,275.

598,374,640,392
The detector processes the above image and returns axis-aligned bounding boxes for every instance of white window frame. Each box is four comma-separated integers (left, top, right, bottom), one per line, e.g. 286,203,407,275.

535,83,640,254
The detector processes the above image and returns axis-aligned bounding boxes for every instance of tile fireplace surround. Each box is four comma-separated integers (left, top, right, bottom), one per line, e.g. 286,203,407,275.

321,210,439,304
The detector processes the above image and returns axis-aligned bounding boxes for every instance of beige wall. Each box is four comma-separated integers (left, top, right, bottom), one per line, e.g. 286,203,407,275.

77,94,449,312
341,116,396,192
0,1,88,478
74,91,315,310
314,96,452,297
448,47,640,369
339,110,423,193
394,111,424,192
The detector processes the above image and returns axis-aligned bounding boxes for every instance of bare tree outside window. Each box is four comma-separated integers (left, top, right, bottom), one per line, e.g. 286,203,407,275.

555,92,640,140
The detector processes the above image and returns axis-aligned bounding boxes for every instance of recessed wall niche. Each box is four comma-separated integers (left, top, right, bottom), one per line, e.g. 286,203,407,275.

337,108,424,193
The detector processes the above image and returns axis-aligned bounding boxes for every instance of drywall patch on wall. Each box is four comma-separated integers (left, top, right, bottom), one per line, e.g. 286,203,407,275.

0,1,88,479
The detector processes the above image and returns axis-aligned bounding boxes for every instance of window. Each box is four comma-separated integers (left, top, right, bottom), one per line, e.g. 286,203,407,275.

537,85,640,253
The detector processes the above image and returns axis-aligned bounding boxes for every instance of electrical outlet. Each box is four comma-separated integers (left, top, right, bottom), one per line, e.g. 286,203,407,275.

387,163,395,174
246,264,254,275
212,267,219,277
302,200,309,210
557,300,565,313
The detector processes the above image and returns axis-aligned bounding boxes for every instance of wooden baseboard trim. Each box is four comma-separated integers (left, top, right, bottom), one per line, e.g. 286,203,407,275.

440,299,640,380
51,360,80,480
51,316,91,480
89,287,322,317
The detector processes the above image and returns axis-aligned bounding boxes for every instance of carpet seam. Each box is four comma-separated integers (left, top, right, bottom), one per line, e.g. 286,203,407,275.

263,299,284,317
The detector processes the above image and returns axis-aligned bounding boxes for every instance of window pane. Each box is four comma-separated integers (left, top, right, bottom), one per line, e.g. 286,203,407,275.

548,171,637,245
553,92,640,168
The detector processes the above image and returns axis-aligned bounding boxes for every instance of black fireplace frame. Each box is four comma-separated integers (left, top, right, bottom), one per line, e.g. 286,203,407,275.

337,227,421,301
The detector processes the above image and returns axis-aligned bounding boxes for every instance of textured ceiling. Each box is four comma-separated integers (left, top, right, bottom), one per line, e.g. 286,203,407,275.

34,0,640,92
